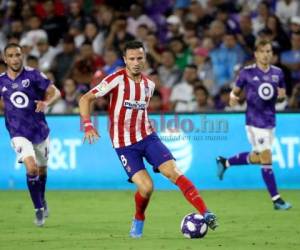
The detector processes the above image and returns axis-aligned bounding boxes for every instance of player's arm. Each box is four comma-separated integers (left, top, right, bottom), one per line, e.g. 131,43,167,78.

229,87,242,107
79,91,100,144
277,87,286,103
35,84,61,112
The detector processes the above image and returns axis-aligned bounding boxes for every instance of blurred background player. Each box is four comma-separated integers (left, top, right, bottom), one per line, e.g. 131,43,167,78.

216,39,292,211
0,43,61,226
79,40,217,238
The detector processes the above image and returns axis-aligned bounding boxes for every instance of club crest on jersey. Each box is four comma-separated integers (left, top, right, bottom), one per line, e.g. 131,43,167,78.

21,79,30,88
124,100,146,110
271,75,279,83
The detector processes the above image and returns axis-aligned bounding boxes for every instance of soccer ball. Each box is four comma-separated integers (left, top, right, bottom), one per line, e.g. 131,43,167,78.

180,213,208,239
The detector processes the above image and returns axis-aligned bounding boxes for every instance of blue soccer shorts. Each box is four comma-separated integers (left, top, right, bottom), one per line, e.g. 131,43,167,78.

115,132,174,181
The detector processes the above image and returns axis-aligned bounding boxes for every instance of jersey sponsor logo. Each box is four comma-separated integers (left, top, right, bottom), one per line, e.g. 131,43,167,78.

10,91,29,108
124,100,146,110
258,82,274,100
21,79,30,88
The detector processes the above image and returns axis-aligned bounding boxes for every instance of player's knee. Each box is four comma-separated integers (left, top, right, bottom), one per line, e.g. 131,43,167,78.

159,160,182,183
249,152,260,164
138,181,153,198
259,150,272,164
23,156,38,175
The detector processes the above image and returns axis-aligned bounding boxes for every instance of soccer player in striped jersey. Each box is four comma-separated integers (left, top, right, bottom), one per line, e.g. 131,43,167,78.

216,39,292,210
0,43,61,226
79,40,218,238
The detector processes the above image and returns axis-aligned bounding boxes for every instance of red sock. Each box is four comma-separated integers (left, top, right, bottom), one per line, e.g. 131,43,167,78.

134,192,150,221
176,175,207,214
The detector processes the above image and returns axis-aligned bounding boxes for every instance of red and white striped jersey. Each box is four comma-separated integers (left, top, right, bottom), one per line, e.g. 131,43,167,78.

91,68,155,148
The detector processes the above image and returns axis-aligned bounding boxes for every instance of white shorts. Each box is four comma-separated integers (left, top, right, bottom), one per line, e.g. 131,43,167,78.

245,126,274,152
11,136,50,167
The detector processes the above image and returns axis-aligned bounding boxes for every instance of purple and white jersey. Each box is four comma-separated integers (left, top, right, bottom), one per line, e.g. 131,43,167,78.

0,67,51,143
236,64,285,128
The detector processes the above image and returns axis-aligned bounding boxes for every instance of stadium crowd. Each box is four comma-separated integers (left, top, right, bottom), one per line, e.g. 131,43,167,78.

1,0,300,114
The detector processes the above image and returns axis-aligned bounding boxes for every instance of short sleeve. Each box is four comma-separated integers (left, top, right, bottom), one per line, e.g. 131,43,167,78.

91,74,120,98
35,70,51,91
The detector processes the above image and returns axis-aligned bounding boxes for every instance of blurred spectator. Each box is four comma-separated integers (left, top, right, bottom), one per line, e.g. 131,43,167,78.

289,16,300,33
169,37,193,70
237,13,256,59
83,22,105,55
20,37,34,65
208,20,226,47
23,15,48,48
101,48,124,75
68,23,85,48
51,35,77,88
210,31,246,89
266,14,291,52
170,64,199,111
165,15,184,41
275,0,300,26
214,85,232,110
9,19,24,40
148,90,164,112
67,1,93,31
193,46,215,95
26,55,39,69
252,1,271,35
31,37,61,72
157,50,182,89
193,84,213,111
281,32,300,85
105,15,135,54
60,78,81,114
145,31,165,65
127,3,156,37
68,41,104,87
288,83,300,109
41,0,67,46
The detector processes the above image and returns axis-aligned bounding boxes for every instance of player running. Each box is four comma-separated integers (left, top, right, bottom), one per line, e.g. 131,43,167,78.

0,43,61,226
79,40,218,238
216,39,292,210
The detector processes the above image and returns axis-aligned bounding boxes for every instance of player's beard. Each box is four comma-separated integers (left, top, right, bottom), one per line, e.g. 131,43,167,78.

10,64,22,73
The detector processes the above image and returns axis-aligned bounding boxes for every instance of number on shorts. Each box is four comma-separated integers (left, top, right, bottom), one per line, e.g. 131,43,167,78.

120,154,127,166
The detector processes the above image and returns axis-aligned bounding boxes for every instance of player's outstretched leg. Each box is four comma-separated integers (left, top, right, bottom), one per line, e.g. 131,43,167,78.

216,152,250,180
261,166,292,210
216,156,227,180
175,175,218,230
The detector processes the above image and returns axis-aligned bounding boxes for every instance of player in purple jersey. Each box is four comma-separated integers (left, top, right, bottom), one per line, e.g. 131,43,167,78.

0,43,61,226
216,39,292,210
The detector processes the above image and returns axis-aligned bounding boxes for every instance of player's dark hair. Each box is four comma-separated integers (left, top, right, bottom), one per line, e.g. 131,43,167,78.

254,39,272,51
123,40,145,55
3,43,22,54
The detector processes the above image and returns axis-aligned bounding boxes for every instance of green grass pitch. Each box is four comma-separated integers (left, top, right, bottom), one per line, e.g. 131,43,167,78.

0,190,299,250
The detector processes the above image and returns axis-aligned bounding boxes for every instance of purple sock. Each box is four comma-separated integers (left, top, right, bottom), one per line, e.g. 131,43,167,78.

261,166,279,198
228,152,249,166
26,174,43,209
39,175,47,203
